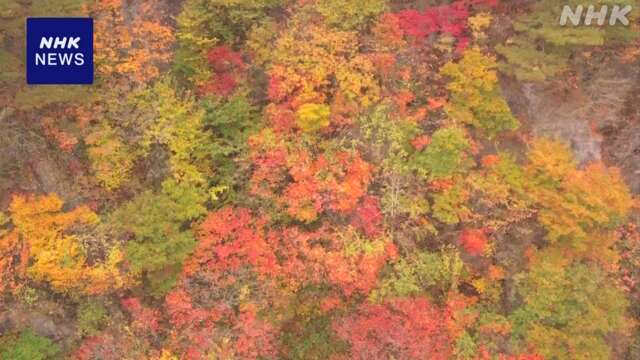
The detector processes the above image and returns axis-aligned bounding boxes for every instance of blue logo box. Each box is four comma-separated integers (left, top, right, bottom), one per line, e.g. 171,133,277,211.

26,17,93,84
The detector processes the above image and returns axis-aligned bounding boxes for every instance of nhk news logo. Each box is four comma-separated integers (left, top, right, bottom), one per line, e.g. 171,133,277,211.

26,18,93,84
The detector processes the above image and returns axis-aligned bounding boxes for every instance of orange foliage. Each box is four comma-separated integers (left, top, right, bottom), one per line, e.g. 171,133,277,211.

185,207,278,282
372,13,406,50
234,305,277,360
9,194,97,291
411,134,431,151
121,297,160,334
326,152,373,213
394,90,415,117
325,242,397,297
284,151,324,222
184,203,394,297
0,231,27,294
164,288,224,359
427,97,448,110
75,335,123,360
271,227,329,289
164,285,276,360
8,194,126,294
284,150,373,221
248,132,289,198
369,53,397,76
92,0,174,84
165,288,210,330
481,154,500,167
42,117,78,152
265,104,297,133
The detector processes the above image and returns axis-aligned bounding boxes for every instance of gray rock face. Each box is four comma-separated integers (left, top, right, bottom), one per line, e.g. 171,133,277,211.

0,111,83,208
521,82,603,164
504,61,640,194
522,64,638,162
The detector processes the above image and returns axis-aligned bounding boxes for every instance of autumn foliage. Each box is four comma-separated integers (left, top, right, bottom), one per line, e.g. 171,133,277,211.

6,194,126,294
185,207,277,280
459,228,489,256
1,0,638,359
335,297,453,359
200,46,246,97
92,0,174,83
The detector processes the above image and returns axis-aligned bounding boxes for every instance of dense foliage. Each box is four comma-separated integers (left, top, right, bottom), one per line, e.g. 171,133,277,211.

0,0,639,359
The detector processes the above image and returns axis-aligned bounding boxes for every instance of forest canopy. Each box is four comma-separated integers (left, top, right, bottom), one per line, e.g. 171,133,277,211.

0,0,639,359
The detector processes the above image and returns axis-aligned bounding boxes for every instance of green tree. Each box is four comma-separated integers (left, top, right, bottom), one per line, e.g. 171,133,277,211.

412,127,472,180
174,0,288,85
315,0,387,30
280,288,349,360
85,121,136,190
431,183,470,225
202,95,258,199
372,247,466,301
86,81,207,189
110,180,207,297
0,330,60,360
358,104,419,174
133,80,214,185
296,103,331,133
496,0,639,81
357,105,420,219
77,298,108,336
441,48,519,138
511,261,628,360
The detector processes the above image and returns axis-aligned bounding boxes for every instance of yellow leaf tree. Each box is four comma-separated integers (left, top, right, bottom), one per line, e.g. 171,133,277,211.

8,194,127,294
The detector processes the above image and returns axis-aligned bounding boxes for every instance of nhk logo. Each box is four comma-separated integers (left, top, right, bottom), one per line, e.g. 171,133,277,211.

26,18,93,84
559,4,632,26
36,36,85,66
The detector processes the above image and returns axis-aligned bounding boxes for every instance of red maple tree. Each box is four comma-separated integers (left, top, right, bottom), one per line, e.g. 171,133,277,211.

200,46,246,97
335,297,453,359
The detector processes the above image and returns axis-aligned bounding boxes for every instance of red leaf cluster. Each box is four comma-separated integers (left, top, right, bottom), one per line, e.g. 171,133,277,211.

481,154,500,168
459,228,489,256
0,231,27,294
121,297,160,334
393,0,499,51
411,134,431,151
75,335,120,360
284,152,324,222
165,289,211,329
335,297,453,359
207,46,244,73
396,2,468,39
267,73,288,103
248,135,289,198
325,242,397,296
165,286,276,360
164,288,225,359
283,150,373,222
265,104,297,133
278,226,396,296
234,306,277,359
200,46,246,97
350,195,384,238
185,208,277,281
